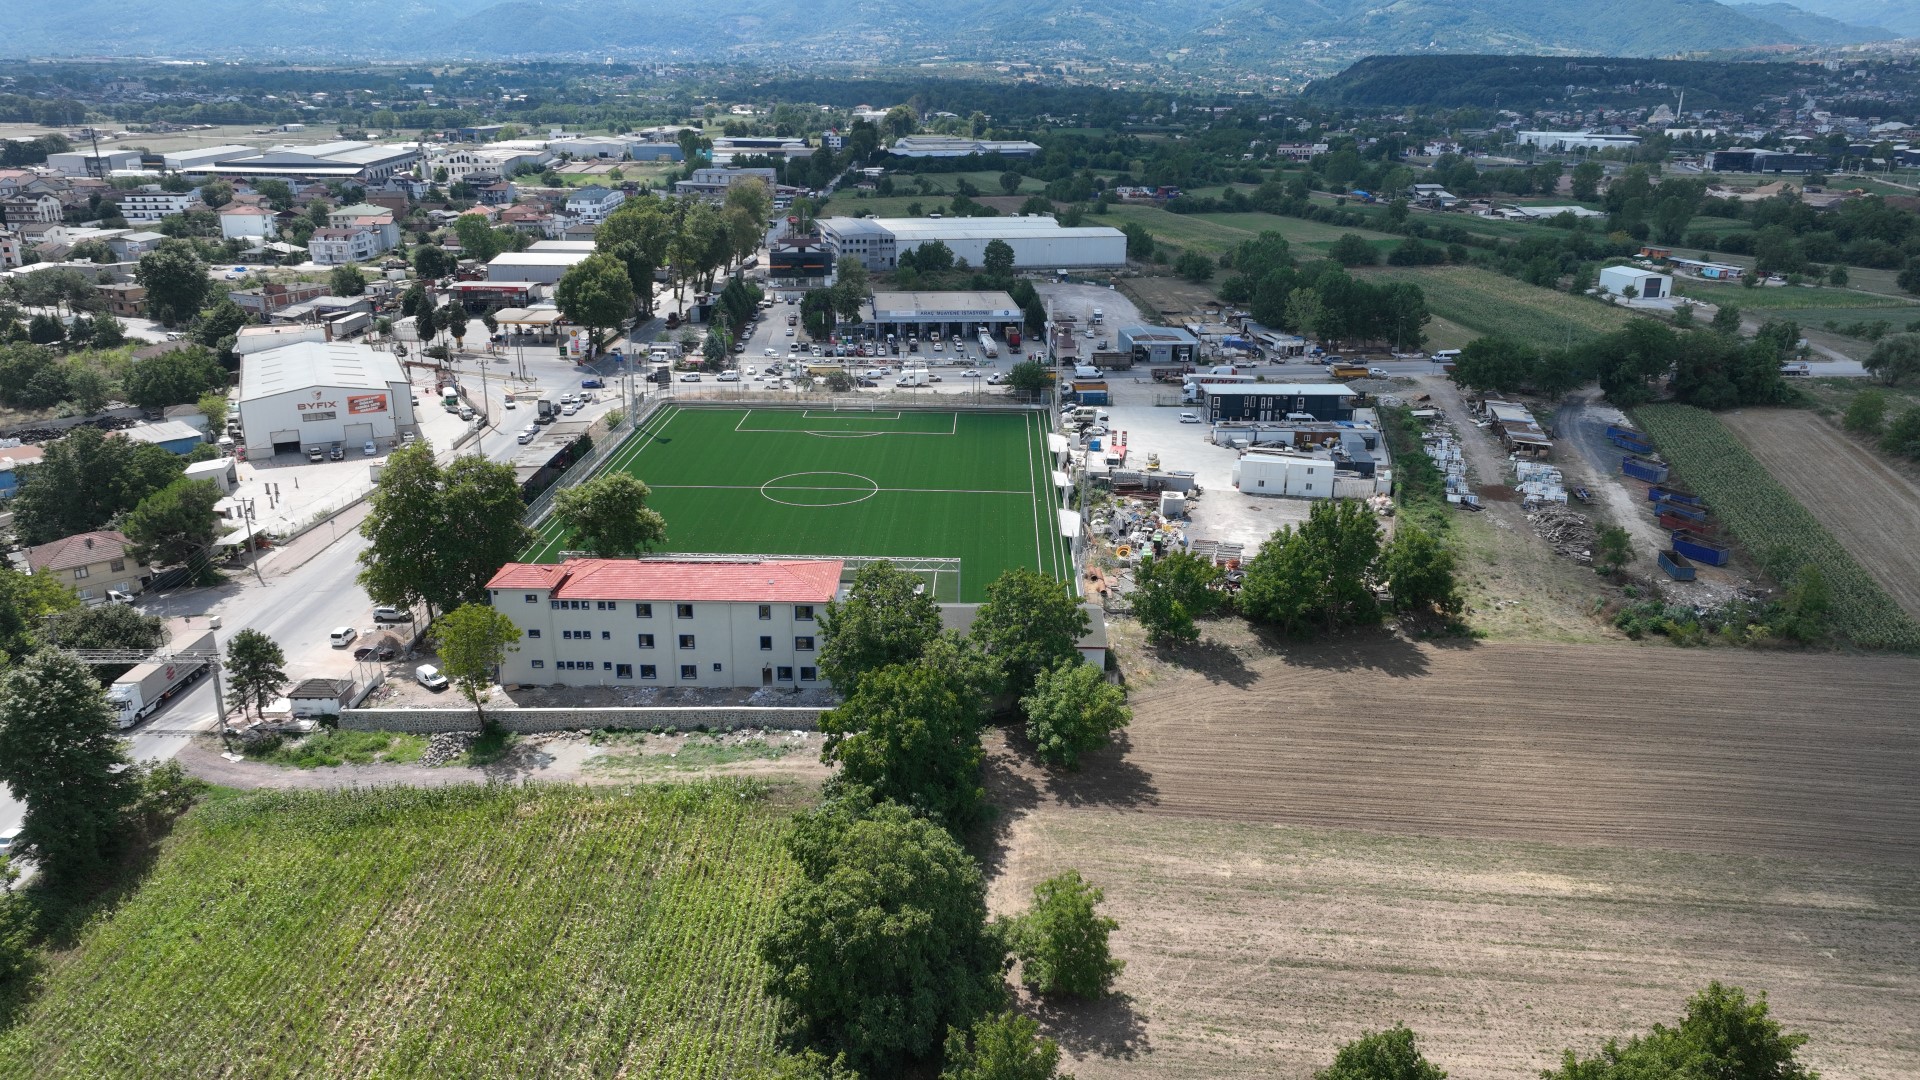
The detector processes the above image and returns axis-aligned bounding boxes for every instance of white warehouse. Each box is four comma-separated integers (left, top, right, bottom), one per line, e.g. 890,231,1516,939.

818,216,1127,271
237,341,418,457
1598,265,1672,300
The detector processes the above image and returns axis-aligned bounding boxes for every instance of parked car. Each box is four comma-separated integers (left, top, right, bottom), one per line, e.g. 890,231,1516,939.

1179,411,1201,423
353,641,397,662
362,441,377,456
372,605,410,623
329,626,359,647
329,443,344,460
414,664,449,691
517,425,539,444
306,446,325,463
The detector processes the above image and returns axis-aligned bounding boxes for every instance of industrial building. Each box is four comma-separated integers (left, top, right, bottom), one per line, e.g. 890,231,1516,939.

487,249,595,286
1197,383,1358,424
673,167,778,200
818,216,1126,271
236,341,417,457
865,291,1022,338
1117,326,1200,366
47,150,142,176
187,142,423,184
1514,131,1643,152
888,136,1042,158
485,558,846,689
1598,265,1672,300
1706,149,1827,173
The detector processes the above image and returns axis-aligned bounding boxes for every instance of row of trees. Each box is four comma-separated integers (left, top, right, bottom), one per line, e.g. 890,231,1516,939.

1211,233,1431,352
755,563,1129,1076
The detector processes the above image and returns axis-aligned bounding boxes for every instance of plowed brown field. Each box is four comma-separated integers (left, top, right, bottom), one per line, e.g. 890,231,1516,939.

986,636,1920,1080
1722,408,1920,622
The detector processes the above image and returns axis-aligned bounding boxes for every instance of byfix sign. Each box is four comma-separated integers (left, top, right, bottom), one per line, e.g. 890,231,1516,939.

347,393,388,415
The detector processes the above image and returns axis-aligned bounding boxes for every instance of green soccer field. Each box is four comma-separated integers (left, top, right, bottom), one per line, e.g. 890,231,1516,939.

525,404,1070,602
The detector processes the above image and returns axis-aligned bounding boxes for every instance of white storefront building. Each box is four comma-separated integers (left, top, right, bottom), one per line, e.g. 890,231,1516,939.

486,558,845,688
236,341,418,457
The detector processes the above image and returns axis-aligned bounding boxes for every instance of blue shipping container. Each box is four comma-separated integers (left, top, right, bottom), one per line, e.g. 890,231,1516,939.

1622,456,1669,483
1646,485,1704,507
1659,550,1697,580
1670,530,1730,567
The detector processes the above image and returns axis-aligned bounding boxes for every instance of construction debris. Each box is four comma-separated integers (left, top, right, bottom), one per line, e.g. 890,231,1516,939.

1527,504,1597,563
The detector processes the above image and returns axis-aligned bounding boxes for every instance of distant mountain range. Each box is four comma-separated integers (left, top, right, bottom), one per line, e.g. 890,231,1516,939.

5,0,1906,62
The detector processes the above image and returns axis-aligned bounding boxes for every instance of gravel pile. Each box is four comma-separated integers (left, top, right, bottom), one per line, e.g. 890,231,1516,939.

1527,504,1596,562
419,731,476,766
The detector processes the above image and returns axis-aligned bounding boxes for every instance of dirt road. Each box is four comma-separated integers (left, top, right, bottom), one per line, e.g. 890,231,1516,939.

1722,408,1920,621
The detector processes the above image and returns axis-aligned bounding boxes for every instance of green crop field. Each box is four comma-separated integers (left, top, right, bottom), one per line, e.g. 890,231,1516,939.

1365,265,1644,345
0,783,796,1079
527,404,1069,602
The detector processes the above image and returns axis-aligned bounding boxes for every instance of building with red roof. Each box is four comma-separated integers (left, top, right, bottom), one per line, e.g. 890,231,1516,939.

486,557,845,688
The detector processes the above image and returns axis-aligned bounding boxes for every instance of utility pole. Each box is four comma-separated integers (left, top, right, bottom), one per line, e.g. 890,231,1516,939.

241,499,266,587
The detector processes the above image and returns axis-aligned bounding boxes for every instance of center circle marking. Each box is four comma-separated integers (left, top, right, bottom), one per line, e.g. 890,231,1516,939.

760,471,881,507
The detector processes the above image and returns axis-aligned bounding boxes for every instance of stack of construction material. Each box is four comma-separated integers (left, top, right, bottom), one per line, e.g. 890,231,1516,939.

1527,504,1596,562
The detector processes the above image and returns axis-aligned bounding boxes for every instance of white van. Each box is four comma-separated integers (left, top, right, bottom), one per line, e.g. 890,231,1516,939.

1074,364,1102,379
1432,349,1462,361
329,627,359,648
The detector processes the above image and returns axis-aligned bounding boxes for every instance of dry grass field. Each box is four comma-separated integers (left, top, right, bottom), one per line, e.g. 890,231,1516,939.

986,631,1920,1080
1722,408,1920,622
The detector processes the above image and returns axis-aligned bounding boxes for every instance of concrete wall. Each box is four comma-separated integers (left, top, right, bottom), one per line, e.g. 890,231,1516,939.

338,705,825,734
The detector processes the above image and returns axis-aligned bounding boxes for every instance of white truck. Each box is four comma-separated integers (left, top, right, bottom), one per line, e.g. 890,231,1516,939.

979,332,999,358
107,631,216,729
896,364,929,387
1091,307,1104,324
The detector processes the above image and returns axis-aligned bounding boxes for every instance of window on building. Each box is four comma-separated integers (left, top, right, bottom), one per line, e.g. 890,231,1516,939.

527,629,541,638
532,660,545,669
713,662,723,672
800,666,817,681
794,605,815,621
759,636,773,651
794,636,815,651
678,634,696,649
597,601,614,611
73,567,89,579
635,603,652,618
616,664,632,679
640,665,657,680
604,662,613,670
78,588,94,600
601,631,611,640
777,666,794,681
551,600,561,608
680,664,697,680
110,559,125,572
637,633,655,648
758,604,772,620
526,593,539,603
676,603,694,618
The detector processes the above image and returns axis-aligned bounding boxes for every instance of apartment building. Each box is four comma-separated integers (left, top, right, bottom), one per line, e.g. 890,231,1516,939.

486,558,845,688
117,187,199,223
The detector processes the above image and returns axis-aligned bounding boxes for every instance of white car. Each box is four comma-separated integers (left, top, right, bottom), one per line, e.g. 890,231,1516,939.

1179,411,1202,424
717,371,741,382
1368,366,1390,378
517,425,539,444
785,328,795,336
503,399,517,410
764,347,778,357
562,402,581,415
362,441,377,456
415,664,449,691
680,372,702,382
329,626,359,647
987,373,1008,385
961,369,981,378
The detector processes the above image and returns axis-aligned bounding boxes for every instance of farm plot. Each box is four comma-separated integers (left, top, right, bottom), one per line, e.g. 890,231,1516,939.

1720,408,1920,622
1635,404,1920,651
1365,265,1643,345
0,783,795,1079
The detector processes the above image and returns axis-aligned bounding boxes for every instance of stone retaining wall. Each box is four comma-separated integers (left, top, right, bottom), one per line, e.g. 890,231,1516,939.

338,706,824,734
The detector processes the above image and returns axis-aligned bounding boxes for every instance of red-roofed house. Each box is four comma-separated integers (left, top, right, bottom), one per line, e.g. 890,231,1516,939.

486,558,845,687
24,530,152,603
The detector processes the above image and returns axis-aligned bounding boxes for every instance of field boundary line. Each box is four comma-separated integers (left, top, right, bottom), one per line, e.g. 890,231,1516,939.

647,483,1034,496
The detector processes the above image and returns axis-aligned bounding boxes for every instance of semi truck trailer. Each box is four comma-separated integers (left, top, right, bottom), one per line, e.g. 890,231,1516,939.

107,631,216,729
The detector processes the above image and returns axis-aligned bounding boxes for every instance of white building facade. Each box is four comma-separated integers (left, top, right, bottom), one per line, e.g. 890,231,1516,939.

486,559,845,689
818,216,1126,271
117,188,198,223
236,341,417,455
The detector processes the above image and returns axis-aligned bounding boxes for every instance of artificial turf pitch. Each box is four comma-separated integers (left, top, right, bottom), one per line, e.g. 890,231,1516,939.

524,404,1069,602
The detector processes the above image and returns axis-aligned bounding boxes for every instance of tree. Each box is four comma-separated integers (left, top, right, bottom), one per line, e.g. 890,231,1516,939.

1007,360,1050,398
1173,251,1214,282
760,797,1007,1075
0,650,139,889
122,478,222,570
1381,525,1462,616
224,628,288,723
1881,405,1920,459
135,245,209,327
198,179,234,208
439,301,470,352
1711,302,1743,336
431,602,522,729
1121,222,1154,261
1843,388,1887,435
1544,982,1814,1080
27,313,65,346
554,252,635,348
820,657,987,827
819,561,943,697
942,1012,1070,1080
358,446,532,622
0,565,79,665
10,426,184,546
982,239,1016,282
329,263,367,297
973,568,1089,702
1011,870,1122,998
1776,565,1831,643
1020,660,1130,770
65,361,111,415
452,213,508,263
1451,336,1532,394
552,473,667,557
196,391,228,434
1131,551,1224,646
123,345,225,411
1315,1026,1447,1080
414,301,438,349
1330,233,1379,267
1571,161,1604,202
1864,332,1920,386
1594,526,1632,577
1240,500,1381,634
412,243,456,280
0,343,69,409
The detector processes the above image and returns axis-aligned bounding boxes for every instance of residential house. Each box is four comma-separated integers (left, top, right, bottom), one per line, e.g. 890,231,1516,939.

117,186,199,223
230,280,328,317
307,226,385,265
219,203,278,240
326,204,401,252
497,202,553,235
0,230,20,269
25,530,153,604
478,179,516,206
107,230,167,261
2,192,64,225
563,185,624,224
96,282,148,317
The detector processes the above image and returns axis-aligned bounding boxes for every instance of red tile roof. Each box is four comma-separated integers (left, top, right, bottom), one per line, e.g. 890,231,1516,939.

489,559,843,603
26,530,137,574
